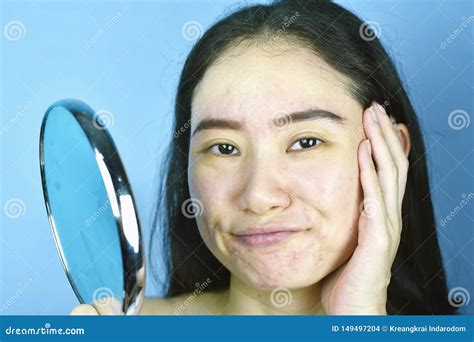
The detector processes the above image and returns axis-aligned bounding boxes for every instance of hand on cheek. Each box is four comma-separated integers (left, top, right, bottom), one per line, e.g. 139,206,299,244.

321,102,409,315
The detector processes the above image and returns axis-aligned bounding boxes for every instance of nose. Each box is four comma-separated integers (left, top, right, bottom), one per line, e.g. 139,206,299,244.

237,153,291,216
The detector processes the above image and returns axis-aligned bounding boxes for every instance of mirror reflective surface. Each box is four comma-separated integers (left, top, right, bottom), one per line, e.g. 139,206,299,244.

40,99,145,315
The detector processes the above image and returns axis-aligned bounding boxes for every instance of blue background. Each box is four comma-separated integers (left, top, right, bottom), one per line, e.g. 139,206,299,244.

0,0,472,315
1,315,473,341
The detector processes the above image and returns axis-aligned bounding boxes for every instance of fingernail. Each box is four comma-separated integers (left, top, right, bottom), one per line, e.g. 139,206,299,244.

365,139,372,156
370,106,379,123
376,103,386,114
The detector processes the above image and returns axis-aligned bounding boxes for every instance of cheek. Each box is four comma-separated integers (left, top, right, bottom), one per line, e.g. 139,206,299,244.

290,153,361,261
292,150,361,224
188,161,239,219
188,161,239,254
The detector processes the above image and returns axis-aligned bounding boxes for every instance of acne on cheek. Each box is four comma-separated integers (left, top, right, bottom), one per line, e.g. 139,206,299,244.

290,240,320,266
211,226,336,288
284,239,332,285
228,248,284,287
240,239,322,280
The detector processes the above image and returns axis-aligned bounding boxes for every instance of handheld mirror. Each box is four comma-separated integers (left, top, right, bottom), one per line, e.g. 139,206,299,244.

39,99,145,315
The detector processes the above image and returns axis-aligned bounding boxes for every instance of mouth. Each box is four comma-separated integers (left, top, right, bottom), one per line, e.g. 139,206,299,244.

233,225,308,247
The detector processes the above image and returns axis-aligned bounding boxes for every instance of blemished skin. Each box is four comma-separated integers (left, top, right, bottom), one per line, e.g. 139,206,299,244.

70,40,411,316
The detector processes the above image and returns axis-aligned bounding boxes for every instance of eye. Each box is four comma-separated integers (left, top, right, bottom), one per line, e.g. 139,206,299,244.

288,137,323,152
208,143,240,156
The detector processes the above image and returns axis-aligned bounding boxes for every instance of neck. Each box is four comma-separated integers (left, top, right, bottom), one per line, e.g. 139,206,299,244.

219,274,325,315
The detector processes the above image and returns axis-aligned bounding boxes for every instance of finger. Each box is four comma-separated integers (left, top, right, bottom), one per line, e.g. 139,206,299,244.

373,103,409,204
92,297,123,315
358,139,390,249
70,304,99,315
363,104,399,222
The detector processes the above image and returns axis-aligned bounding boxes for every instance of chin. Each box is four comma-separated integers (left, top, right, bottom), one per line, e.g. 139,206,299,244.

228,257,329,290
235,270,325,291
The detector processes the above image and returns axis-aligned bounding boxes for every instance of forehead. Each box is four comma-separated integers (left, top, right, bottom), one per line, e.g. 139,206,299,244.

191,42,362,128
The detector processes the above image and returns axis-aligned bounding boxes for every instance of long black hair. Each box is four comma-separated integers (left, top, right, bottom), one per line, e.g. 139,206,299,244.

149,0,455,314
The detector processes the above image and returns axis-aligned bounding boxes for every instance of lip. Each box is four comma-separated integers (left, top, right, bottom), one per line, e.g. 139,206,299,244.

233,225,307,247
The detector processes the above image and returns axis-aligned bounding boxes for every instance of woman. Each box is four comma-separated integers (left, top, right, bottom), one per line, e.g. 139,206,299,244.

72,0,454,315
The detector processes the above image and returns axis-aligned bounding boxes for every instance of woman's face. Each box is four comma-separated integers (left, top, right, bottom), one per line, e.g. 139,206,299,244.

187,41,366,289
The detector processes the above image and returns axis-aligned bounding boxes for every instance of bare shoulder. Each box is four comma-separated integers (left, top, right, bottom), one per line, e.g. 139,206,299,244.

140,289,228,315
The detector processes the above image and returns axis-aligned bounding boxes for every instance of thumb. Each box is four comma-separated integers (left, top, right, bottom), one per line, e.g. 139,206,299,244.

92,297,123,315
70,304,99,315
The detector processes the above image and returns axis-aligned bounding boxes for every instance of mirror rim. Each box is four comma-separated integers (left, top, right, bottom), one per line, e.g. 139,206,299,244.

39,98,145,315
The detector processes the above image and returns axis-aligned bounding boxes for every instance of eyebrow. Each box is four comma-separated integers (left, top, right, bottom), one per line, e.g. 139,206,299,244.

191,108,346,137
